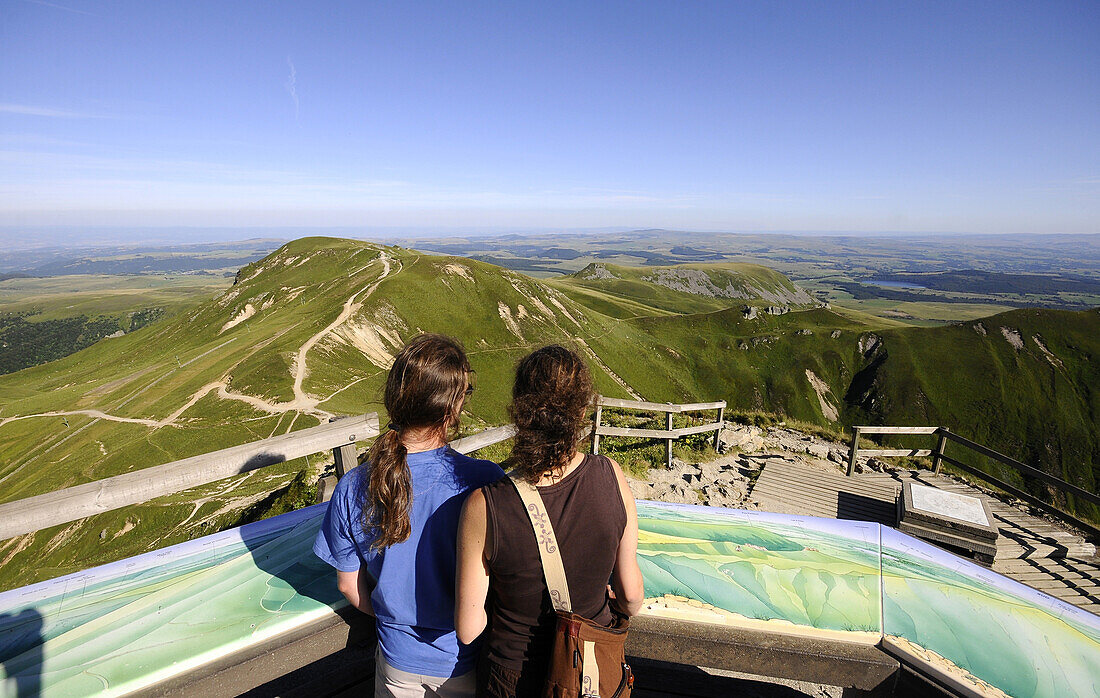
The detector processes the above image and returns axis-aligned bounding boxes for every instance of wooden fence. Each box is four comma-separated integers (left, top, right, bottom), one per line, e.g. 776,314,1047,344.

0,413,379,541
592,396,726,468
848,425,1100,538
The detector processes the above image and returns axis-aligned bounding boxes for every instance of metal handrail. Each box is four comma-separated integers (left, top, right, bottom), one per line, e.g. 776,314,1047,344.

847,425,1099,538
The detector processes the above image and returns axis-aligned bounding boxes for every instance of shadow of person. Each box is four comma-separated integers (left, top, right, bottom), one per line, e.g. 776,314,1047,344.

239,498,377,696
0,608,44,698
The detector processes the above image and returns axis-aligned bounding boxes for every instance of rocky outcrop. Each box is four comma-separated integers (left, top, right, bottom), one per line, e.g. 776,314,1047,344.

575,263,617,280
628,455,752,508
628,424,881,509
639,268,815,307
642,268,755,299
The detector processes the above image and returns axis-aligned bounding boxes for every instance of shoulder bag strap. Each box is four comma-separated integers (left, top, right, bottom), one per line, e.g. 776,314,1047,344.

508,472,572,613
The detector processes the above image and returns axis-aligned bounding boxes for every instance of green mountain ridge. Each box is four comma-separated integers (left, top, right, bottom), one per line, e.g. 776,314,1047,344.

0,236,1095,590
560,261,818,316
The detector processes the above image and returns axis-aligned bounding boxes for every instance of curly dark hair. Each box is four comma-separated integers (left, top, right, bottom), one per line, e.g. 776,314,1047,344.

507,345,595,484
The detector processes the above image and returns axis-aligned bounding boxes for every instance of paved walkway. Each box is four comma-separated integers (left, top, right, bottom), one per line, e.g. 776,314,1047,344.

748,457,1099,615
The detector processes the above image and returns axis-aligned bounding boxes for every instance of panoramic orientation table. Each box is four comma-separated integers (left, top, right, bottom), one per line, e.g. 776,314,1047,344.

1,500,1098,697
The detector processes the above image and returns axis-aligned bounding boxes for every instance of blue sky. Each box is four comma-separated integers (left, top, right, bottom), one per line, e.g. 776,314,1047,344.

1,0,1098,235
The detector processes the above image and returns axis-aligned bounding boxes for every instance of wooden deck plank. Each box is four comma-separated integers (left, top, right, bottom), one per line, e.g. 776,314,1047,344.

749,484,894,510
750,482,894,506
995,561,1099,575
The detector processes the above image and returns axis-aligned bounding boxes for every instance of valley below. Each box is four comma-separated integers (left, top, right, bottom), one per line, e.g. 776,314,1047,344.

0,234,1097,591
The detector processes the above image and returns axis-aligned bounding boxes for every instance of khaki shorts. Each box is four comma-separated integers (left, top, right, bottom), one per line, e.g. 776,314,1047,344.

374,647,476,698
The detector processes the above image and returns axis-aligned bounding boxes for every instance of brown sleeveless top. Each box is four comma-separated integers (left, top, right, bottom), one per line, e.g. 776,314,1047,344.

480,454,627,674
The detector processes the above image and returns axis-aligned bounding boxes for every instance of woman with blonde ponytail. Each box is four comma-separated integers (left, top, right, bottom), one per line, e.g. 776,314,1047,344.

314,334,504,697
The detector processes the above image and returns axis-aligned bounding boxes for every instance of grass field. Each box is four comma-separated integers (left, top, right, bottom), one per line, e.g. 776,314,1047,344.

0,273,232,321
0,236,1096,590
831,299,1017,325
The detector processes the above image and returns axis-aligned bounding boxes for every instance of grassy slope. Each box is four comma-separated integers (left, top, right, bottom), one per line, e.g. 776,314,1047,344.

0,238,636,588
584,308,868,422
0,236,1096,589
552,261,817,316
580,304,1100,520
553,264,1098,516
869,309,1100,519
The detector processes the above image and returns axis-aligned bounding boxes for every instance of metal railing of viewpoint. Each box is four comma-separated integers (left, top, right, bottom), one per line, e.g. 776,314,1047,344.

847,425,1100,539
592,396,726,468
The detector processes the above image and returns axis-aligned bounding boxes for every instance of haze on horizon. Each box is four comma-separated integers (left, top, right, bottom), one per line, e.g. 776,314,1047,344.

1,1,1098,242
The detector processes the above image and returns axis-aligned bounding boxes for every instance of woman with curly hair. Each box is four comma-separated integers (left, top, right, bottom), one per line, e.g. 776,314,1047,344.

314,334,504,697
455,345,645,697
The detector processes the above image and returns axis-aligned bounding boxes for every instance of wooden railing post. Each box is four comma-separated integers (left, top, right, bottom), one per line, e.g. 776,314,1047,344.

666,410,674,469
332,443,358,479
846,427,862,477
329,416,362,479
592,402,603,455
713,405,725,450
590,396,724,468
932,427,949,474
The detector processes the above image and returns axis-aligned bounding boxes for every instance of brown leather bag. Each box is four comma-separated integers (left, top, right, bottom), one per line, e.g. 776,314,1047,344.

510,474,634,698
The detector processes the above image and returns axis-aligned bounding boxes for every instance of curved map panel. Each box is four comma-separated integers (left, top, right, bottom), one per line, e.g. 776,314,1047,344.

0,501,1097,697
880,526,1100,697
635,502,882,641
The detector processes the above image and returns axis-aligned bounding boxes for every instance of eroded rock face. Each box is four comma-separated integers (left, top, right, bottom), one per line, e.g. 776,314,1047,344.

858,333,882,357
576,263,618,280
1000,326,1024,351
642,268,755,299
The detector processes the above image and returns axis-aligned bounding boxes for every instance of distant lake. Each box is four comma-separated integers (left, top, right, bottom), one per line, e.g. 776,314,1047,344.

868,279,929,290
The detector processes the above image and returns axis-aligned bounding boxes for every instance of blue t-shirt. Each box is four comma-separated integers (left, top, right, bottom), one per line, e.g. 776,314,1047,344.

313,445,503,677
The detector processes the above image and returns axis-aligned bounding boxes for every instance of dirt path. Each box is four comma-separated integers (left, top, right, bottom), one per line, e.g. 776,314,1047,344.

0,410,160,429
0,254,400,438
291,253,394,408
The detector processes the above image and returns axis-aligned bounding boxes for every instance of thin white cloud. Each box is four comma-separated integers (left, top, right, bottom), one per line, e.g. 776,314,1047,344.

285,57,299,120
19,0,96,16
0,103,109,119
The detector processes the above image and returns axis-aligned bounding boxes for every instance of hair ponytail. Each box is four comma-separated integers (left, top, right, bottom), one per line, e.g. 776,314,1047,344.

360,334,470,549
364,428,412,549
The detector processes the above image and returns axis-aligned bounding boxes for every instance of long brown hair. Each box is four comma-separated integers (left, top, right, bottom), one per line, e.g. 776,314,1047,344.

507,345,595,484
362,333,470,549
